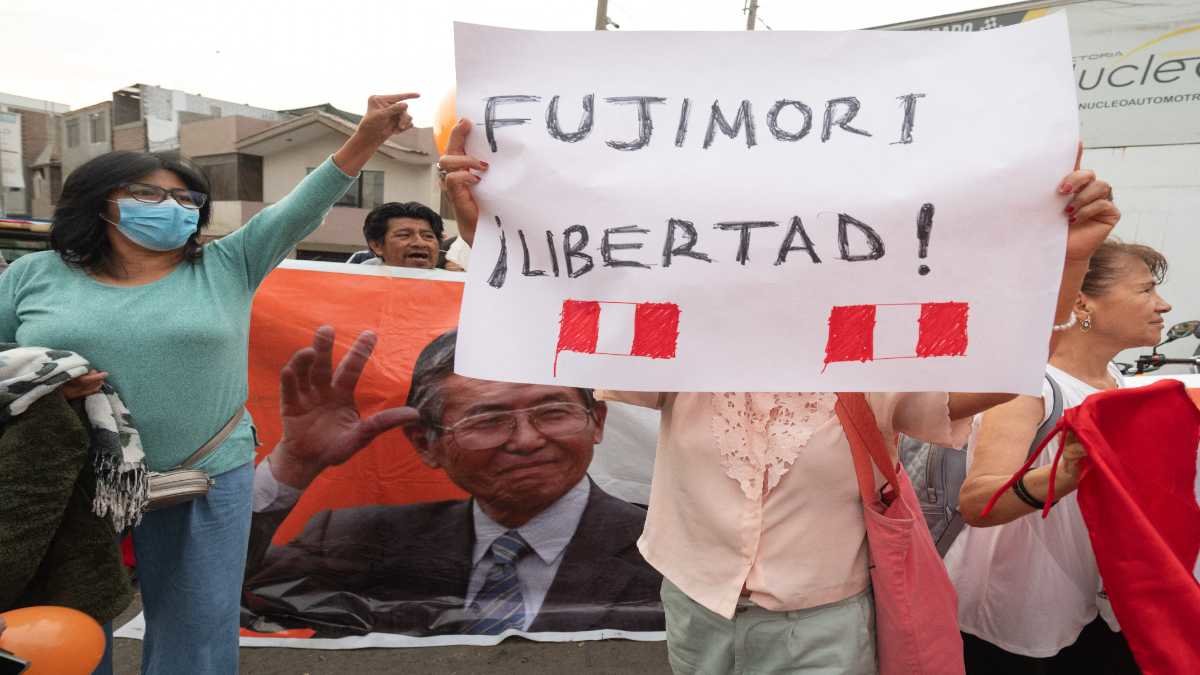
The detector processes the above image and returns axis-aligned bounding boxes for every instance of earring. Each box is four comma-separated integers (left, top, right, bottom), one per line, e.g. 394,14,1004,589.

1080,315,1092,332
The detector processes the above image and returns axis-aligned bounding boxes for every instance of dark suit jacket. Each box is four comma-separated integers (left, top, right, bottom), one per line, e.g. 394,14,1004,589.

242,480,664,637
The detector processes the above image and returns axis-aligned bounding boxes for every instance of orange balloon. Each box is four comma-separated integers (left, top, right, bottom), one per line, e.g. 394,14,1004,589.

433,88,456,156
0,606,105,675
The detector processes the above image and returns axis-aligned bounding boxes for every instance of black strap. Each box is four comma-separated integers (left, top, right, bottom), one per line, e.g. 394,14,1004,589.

1028,373,1064,458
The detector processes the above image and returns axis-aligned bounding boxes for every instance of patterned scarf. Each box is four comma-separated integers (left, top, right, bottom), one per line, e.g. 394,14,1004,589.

0,345,147,530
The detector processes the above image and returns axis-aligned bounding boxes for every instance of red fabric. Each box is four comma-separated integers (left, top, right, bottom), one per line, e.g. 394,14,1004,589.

916,302,969,358
835,393,965,675
556,300,602,355
630,302,680,359
1071,380,1200,674
984,380,1200,674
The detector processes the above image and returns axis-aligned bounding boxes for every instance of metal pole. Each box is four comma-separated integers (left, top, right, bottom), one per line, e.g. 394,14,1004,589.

746,0,759,30
595,0,609,30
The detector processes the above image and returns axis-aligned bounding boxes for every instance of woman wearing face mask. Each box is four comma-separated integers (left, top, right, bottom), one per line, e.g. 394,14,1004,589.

951,240,1171,674
0,93,418,674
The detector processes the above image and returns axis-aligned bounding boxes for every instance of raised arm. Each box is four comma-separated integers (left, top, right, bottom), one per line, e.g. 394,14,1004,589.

218,94,421,287
945,151,1118,421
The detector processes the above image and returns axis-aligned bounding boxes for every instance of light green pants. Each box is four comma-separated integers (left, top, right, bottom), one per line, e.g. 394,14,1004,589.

661,579,878,675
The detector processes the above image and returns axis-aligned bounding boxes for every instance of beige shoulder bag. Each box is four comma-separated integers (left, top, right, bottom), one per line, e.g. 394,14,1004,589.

146,408,245,511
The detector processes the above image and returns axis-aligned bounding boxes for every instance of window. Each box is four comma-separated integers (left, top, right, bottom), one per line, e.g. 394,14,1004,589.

65,119,80,148
88,112,107,144
209,106,223,118
360,171,384,210
310,168,384,209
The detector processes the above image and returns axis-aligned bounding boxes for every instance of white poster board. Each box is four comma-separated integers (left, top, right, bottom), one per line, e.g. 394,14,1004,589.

454,17,1078,394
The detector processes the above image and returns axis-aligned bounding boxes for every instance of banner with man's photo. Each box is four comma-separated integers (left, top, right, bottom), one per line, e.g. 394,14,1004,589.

239,260,662,648
115,259,663,648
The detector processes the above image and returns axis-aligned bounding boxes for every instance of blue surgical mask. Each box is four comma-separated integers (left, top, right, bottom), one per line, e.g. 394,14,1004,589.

103,198,200,251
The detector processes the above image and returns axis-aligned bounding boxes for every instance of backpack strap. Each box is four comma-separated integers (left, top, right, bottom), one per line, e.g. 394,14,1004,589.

1028,373,1064,459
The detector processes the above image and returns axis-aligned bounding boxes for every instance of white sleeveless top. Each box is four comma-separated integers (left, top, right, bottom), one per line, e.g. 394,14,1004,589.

944,364,1122,658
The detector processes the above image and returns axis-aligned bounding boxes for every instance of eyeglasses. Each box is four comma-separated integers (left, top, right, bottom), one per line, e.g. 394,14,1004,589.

437,402,595,451
121,182,208,210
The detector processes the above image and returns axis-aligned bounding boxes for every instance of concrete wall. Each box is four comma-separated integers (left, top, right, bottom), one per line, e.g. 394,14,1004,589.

28,164,60,219
112,121,146,153
1088,144,1200,371
138,85,287,153
60,102,112,178
180,116,276,158
262,133,437,206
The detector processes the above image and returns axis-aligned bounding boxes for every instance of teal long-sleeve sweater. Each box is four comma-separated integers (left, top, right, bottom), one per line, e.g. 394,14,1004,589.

0,157,356,474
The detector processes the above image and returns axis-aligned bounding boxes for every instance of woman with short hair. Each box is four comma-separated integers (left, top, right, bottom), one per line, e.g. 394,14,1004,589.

952,240,1171,674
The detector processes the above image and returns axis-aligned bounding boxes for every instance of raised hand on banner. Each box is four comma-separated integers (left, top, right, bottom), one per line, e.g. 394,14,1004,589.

268,326,419,490
436,119,487,247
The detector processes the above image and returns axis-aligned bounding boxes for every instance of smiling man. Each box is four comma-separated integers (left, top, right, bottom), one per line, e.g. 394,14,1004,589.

359,201,443,269
241,327,663,637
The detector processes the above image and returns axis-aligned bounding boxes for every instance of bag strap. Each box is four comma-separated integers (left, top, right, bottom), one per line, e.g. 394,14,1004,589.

178,406,246,469
1028,373,1064,458
835,393,899,504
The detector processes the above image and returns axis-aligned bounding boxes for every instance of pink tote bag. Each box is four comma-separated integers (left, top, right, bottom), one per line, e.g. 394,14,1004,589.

835,393,965,675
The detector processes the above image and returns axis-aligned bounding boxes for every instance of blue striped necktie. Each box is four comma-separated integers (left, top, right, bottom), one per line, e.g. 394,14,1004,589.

464,530,531,635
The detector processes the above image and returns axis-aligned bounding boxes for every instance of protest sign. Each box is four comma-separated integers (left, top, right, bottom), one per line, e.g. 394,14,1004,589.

453,17,1078,394
116,261,666,648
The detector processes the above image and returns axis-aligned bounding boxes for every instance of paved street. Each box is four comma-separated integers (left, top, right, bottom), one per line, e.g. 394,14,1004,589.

113,596,673,675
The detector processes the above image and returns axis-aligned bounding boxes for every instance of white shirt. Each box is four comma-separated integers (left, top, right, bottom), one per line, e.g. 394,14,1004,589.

945,364,1123,658
253,461,590,631
445,238,471,269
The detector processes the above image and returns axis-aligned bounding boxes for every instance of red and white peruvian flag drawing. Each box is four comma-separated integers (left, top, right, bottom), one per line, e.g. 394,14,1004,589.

555,300,680,375
824,301,970,369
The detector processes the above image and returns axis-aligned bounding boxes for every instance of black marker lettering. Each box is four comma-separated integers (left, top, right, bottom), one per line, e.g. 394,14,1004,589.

487,216,508,288
822,97,872,142
605,96,667,151
704,100,757,149
675,98,692,147
563,225,595,278
837,213,885,261
546,94,594,142
715,221,777,264
484,95,541,152
518,230,546,276
892,93,926,145
766,100,813,141
775,216,822,265
662,218,713,267
601,225,651,269
545,230,560,277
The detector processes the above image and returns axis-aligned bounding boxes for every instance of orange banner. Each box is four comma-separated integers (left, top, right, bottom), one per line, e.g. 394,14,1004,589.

248,266,466,544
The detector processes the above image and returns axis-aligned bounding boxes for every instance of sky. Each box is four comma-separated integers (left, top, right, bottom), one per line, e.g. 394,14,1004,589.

2,0,1002,124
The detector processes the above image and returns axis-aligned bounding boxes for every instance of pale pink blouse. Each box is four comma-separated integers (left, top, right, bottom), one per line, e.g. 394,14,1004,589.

597,391,970,619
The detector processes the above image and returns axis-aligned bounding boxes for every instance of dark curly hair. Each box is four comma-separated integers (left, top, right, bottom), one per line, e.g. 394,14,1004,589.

51,151,211,275
362,201,444,247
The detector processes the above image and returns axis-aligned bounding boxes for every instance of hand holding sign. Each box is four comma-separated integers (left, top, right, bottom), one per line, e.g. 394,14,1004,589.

1060,144,1119,263
268,326,419,490
438,119,488,247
